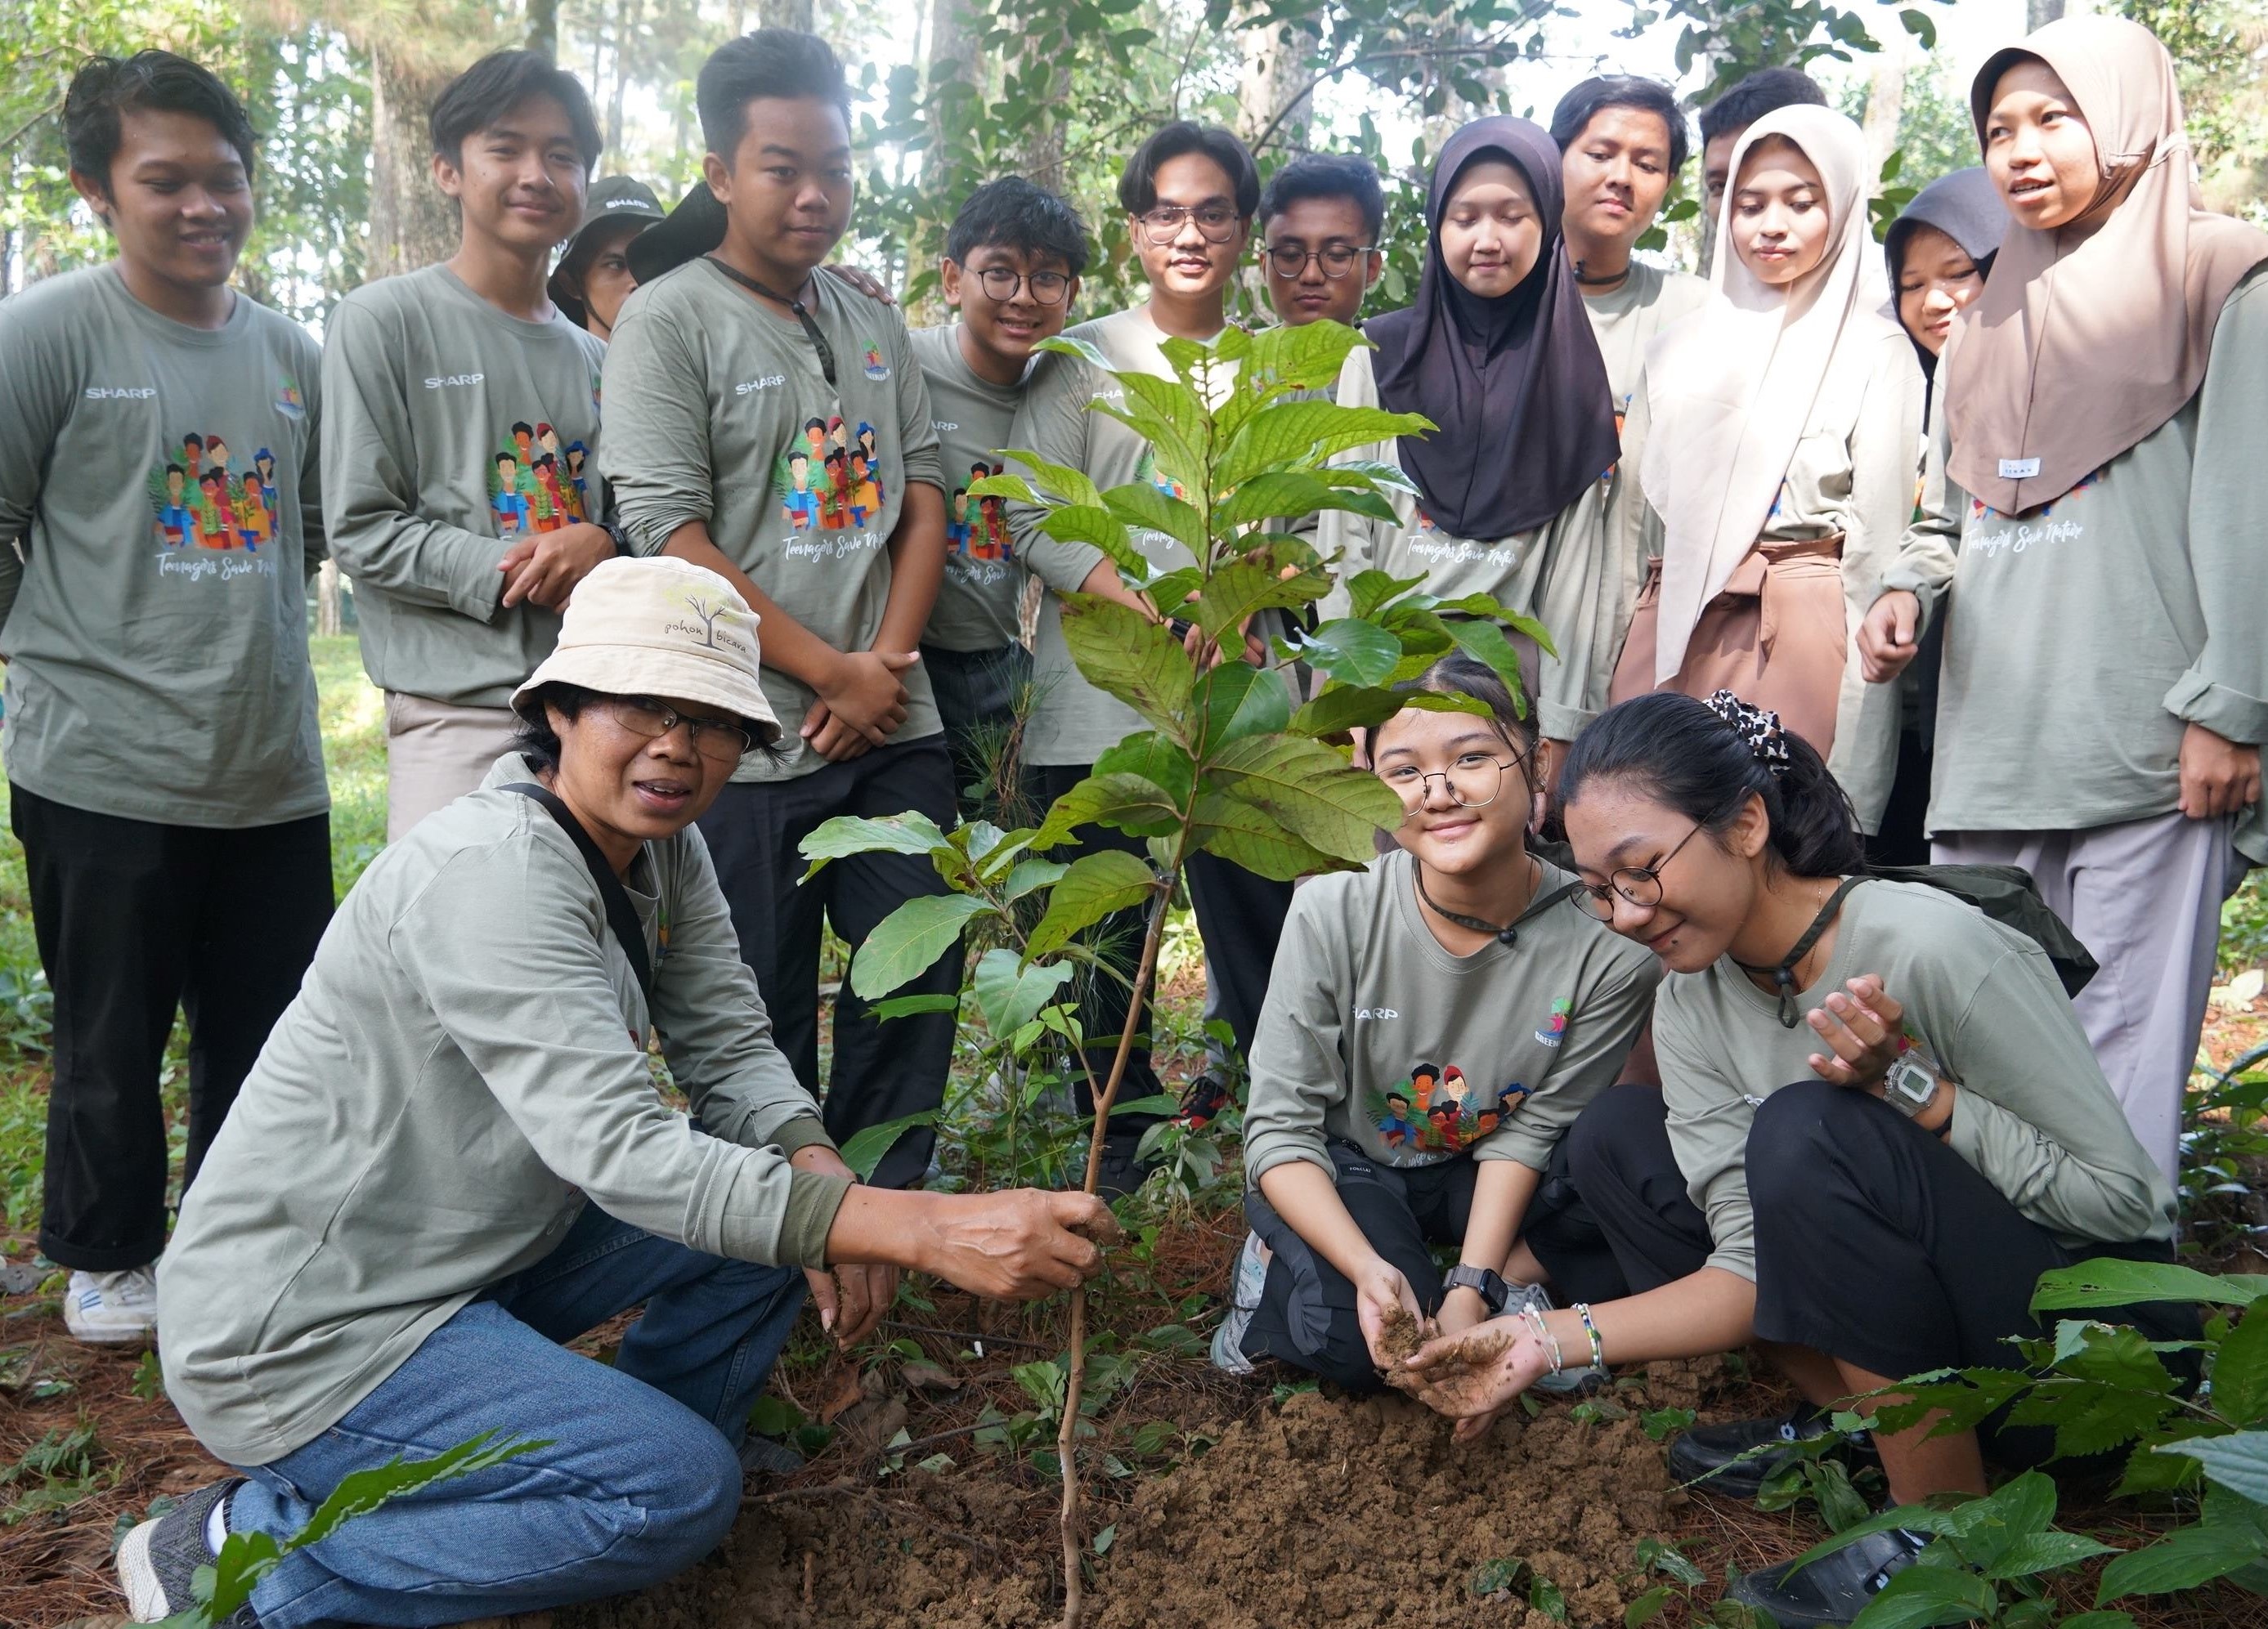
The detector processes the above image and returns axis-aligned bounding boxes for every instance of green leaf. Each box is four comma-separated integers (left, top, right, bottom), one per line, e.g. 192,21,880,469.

1101,480,1205,557
1291,684,1408,737
1898,7,1938,49
971,948,1075,1041
867,991,959,1021
1982,1529,2117,1579
1301,617,1402,687
1092,732,1197,808
1429,590,1558,658
1004,857,1069,900
995,445,1103,508
1033,772,1185,848
839,1112,940,1179
1846,1564,1999,1629
1109,1094,1181,1117
1190,792,1346,882
1206,734,1404,862
2213,1308,2268,1426
1347,567,1431,620
798,812,954,881
1093,1522,1118,1555
1191,560,1331,645
2032,1257,2268,1312
1243,317,1366,392
2097,1519,2268,1602
847,893,988,1000
1026,849,1158,960
1060,597,1195,737
2160,1431,2268,1504
1038,503,1144,575
1445,618,1536,716
1198,663,1293,754
1217,401,1431,490
1624,1586,1674,1629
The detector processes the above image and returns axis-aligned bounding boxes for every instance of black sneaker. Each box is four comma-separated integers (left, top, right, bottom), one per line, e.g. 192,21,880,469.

1092,1126,1159,1202
1724,1527,1925,1627
737,1431,807,1478
1666,1403,1880,1500
1172,1072,1233,1131
116,1479,255,1625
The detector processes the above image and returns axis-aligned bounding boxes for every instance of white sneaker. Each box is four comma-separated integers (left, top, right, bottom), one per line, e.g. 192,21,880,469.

65,1265,159,1345
1209,1231,1271,1376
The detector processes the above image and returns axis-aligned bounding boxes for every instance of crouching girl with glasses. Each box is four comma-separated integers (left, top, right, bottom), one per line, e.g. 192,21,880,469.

1211,655,1659,1390
1396,688,2189,1627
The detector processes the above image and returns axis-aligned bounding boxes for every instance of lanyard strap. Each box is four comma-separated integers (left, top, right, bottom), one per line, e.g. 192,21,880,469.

703,255,837,391
1734,875,1865,1028
1412,857,1580,950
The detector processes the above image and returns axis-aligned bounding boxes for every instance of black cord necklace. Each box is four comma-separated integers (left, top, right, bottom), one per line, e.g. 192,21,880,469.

1413,855,1579,949
1732,875,1867,1027
703,254,838,390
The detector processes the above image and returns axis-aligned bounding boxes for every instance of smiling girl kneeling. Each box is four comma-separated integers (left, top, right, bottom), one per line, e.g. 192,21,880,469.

1212,655,1660,1388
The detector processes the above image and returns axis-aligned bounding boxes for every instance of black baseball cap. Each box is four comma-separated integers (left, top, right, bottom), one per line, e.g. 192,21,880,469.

549,176,666,320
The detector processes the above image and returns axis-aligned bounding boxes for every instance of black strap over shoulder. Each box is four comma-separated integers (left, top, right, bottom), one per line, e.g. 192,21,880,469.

1869,862,2099,1000
506,782,653,1005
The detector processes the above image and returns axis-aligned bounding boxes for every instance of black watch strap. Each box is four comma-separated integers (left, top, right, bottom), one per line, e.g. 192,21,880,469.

1443,1264,1509,1316
603,520,634,557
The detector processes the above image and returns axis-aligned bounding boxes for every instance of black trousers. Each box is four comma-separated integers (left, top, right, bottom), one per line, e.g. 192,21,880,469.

696,736,964,1190
1031,763,1294,1131
920,641,1035,826
12,785,333,1271
1534,1081,2196,1469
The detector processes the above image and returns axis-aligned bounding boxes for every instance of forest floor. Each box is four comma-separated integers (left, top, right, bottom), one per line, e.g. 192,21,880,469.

4,638,2268,1628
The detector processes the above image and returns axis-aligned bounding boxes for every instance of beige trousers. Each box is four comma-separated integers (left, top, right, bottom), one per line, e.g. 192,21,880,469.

383,691,523,841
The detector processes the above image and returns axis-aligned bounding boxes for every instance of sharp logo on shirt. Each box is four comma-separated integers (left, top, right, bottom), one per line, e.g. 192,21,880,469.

1365,1059,1528,1164
777,414,887,557
1534,996,1572,1048
736,374,787,396
860,342,890,382
275,376,307,419
933,418,960,433
85,386,157,400
1353,1006,1400,1021
487,419,594,539
424,374,486,389
148,430,278,559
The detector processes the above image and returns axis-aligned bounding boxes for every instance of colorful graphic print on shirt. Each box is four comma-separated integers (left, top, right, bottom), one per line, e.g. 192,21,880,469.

148,431,280,552
1365,1059,1530,1164
948,461,1016,562
775,413,888,535
486,418,594,538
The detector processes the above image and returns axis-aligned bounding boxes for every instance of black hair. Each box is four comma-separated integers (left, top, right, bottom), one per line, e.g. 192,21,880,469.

1381,651,1540,769
165,461,185,477
697,29,850,159
183,432,204,450
514,680,782,773
945,175,1091,276
1549,76,1690,176
1559,691,1864,877
1386,1090,1410,1107
431,50,602,171
804,416,827,433
496,450,517,466
65,51,258,193
1118,120,1261,219
1697,67,1827,148
1256,152,1387,243
512,420,534,437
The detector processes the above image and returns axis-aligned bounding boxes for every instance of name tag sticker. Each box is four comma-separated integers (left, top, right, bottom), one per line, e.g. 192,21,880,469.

1998,457,2042,479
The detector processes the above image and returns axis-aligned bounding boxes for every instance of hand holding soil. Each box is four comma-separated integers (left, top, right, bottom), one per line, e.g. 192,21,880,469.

1401,1318,1555,1440
1355,1263,1427,1369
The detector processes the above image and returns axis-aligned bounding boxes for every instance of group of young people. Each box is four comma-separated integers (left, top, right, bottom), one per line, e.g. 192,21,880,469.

0,13,2258,1628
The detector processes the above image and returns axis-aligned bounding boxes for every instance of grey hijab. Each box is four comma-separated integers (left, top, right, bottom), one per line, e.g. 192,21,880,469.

1884,168,2008,380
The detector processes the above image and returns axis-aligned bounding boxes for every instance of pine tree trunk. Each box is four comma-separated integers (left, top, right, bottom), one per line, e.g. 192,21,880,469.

317,559,344,637
369,50,458,280
1235,8,1316,157
758,0,814,28
526,0,559,58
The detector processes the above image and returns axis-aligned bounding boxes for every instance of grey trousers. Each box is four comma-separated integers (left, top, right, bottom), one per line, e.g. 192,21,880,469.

1934,809,2232,1183
384,691,523,841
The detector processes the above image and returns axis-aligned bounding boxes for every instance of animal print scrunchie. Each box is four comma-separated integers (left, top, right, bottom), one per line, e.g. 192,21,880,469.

1702,689,1791,778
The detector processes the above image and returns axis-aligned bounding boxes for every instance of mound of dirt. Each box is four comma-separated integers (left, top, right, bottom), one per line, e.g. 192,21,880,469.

564,1386,1685,1629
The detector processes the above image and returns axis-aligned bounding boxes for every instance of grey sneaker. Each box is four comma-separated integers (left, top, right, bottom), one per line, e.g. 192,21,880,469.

116,1479,252,1625
1506,1283,1606,1396
1208,1231,1271,1376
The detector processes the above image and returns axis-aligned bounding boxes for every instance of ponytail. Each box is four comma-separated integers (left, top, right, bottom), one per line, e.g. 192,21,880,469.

1558,691,1864,877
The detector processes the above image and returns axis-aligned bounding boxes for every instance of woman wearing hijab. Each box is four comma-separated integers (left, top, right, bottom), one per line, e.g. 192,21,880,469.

1318,116,1621,751
1610,105,1930,838
1867,169,2009,866
1862,15,2268,1184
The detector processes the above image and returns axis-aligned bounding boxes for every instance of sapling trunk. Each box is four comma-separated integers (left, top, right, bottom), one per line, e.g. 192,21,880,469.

1059,884,1172,1629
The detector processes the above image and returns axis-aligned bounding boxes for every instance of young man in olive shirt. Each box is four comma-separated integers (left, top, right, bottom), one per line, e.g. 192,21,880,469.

1255,152,1383,330
602,32,957,1189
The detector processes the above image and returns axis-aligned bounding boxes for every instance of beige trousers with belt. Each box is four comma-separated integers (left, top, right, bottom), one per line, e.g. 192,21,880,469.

383,691,524,841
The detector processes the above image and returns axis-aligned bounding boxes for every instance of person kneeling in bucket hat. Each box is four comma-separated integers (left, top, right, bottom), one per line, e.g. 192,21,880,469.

122,557,1114,1627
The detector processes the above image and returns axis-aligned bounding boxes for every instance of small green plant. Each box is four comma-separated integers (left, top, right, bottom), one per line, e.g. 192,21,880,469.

2,1418,107,1526
1468,1555,1567,1620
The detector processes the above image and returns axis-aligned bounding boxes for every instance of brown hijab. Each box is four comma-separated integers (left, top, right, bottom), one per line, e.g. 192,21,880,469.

1943,14,2268,514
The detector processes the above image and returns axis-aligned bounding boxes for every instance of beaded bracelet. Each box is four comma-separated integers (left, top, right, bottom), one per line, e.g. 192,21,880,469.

1520,1304,1565,1375
1573,1301,1606,1371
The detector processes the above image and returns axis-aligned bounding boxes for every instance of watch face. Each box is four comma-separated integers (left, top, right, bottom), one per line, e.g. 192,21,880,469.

1887,1056,1935,1108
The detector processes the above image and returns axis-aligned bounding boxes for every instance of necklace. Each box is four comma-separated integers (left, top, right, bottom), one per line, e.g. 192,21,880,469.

1732,876,1866,1027
1571,262,1631,288
1412,855,1578,949
703,255,838,389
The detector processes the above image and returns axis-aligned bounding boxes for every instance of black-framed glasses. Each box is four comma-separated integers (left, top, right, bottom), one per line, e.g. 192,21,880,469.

1262,242,1374,280
1571,810,1719,920
1379,750,1525,816
1136,203,1241,244
605,696,754,762
971,266,1071,306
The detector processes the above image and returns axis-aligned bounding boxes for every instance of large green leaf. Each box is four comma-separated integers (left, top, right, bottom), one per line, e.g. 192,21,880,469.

2161,1431,2268,1504
1301,616,1402,687
1982,1530,2117,1580
839,1111,940,1179
1445,618,1536,718
1347,567,1432,620
1243,316,1366,392
1032,771,1183,848
1117,371,1209,480
1290,683,1409,737
1101,480,1205,557
2215,1308,2268,1427
1190,791,1346,882
2097,1519,2268,1602
1038,503,1145,575
1431,590,1558,657
1093,731,1197,808
798,812,955,882
1197,662,1293,754
1845,1564,1999,1629
1191,560,1331,645
1217,401,1431,489
1003,856,1069,900
848,893,988,999
1205,734,1403,861
996,446,1103,508
2033,1258,2268,1312
1025,849,1158,959
1060,596,1195,736
971,947,1075,1039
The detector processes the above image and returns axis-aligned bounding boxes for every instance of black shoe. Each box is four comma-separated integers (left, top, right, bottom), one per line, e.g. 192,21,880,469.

1666,1404,1879,1500
1172,1072,1233,1131
737,1431,807,1479
117,1479,256,1625
1723,1527,1925,1627
1092,1126,1162,1202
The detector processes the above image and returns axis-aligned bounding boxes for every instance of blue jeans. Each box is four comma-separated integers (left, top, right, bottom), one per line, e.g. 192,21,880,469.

230,1205,805,1627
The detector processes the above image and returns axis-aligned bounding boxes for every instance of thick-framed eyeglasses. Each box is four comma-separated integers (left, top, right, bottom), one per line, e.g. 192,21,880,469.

1571,808,1722,920
970,266,1071,306
605,696,754,763
1380,749,1526,816
1262,242,1374,280
1136,203,1241,244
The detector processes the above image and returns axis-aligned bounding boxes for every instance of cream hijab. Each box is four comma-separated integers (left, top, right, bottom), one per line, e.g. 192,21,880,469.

1638,106,1892,685
1943,15,2268,515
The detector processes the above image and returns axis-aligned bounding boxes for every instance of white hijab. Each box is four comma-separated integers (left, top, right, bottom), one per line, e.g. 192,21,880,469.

1638,105,1894,683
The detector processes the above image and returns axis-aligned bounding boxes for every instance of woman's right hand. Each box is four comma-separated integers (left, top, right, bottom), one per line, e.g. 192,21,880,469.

1857,590,1922,683
915,1189,1120,1301
1354,1260,1424,1368
1401,1319,1553,1442
810,650,915,748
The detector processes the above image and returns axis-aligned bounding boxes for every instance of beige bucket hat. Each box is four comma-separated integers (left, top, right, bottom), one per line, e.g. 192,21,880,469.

512,557,781,746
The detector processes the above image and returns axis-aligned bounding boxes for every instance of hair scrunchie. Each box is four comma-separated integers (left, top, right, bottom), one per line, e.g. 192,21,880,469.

1702,689,1791,778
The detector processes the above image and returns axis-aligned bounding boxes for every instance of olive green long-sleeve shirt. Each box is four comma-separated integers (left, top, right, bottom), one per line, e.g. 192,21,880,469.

158,753,848,1467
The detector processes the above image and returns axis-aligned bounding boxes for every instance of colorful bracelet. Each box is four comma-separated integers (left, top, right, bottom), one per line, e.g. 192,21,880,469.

1520,1304,1565,1375
1573,1301,1606,1371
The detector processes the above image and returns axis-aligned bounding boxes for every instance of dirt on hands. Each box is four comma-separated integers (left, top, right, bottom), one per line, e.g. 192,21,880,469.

1374,1305,1522,1420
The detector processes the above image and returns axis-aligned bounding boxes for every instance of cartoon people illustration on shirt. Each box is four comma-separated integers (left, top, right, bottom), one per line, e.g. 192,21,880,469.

947,488,971,555
565,442,592,520
237,471,271,549
778,450,821,530
491,452,531,536
149,428,276,550
1366,1057,1530,1162
847,450,881,527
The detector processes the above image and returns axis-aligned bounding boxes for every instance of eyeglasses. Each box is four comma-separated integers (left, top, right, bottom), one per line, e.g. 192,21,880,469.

1571,811,1718,920
1262,243,1374,280
1379,750,1525,815
605,696,754,763
970,266,1071,306
1136,203,1242,244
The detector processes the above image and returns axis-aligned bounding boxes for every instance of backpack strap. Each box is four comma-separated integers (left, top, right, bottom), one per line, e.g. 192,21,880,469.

505,782,653,1005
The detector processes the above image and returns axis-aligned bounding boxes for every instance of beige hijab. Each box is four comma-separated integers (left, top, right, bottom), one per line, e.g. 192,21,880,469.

1638,105,1890,685
1944,15,2268,515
